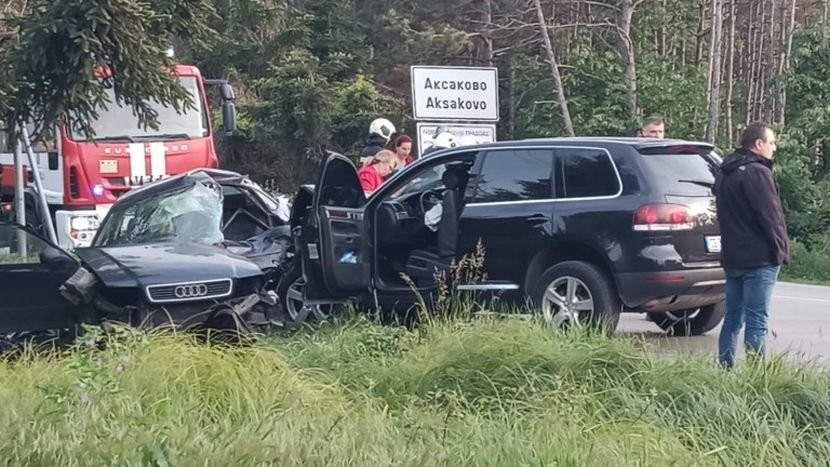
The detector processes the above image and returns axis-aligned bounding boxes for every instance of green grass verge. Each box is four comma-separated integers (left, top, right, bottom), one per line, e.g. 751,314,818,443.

1,316,829,466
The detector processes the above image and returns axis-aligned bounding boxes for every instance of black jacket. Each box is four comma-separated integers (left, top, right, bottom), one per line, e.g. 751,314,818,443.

713,147,790,269
359,134,388,158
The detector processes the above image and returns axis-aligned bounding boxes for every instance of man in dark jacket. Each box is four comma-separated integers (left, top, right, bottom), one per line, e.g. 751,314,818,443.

713,121,789,368
359,118,396,160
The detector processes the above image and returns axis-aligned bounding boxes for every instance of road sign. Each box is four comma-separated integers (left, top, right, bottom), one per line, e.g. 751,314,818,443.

410,66,499,121
416,122,497,155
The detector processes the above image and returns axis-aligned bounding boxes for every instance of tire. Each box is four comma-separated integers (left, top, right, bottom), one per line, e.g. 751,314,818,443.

650,301,726,336
276,263,339,326
532,261,621,335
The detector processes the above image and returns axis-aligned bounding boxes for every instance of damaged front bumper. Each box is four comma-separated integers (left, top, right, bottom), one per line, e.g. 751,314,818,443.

59,267,281,335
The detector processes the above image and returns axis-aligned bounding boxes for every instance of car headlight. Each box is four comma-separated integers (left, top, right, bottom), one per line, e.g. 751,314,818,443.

70,215,100,231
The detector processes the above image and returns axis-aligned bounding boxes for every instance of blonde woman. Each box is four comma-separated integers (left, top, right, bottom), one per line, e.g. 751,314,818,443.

358,149,397,193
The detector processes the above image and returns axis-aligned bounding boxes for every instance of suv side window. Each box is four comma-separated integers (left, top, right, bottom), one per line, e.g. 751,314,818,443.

473,149,554,203
555,148,620,199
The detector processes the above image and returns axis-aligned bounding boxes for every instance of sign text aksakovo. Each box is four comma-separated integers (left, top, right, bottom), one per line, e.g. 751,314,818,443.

411,66,499,121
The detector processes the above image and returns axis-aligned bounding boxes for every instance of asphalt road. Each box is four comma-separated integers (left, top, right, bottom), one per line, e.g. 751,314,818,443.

617,281,830,366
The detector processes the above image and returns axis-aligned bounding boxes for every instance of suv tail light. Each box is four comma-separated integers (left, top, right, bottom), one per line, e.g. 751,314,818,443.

633,204,694,231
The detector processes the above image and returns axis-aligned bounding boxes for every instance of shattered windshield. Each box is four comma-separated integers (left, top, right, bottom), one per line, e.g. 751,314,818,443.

94,182,224,247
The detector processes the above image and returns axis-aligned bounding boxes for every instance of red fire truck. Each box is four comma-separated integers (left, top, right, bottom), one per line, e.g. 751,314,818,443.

0,63,236,250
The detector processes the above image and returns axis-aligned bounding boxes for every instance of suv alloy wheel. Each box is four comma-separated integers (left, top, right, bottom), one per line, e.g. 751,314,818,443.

532,261,621,334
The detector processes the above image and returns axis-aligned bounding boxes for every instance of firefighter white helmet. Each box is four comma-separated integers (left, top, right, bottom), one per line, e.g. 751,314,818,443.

432,131,456,149
369,118,396,141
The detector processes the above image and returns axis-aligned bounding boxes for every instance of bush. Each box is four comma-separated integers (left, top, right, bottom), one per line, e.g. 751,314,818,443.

781,238,830,284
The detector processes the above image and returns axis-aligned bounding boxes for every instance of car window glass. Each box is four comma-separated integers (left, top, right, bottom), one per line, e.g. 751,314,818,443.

319,157,364,208
387,154,477,200
388,164,446,200
0,224,65,266
473,149,554,203
557,148,619,198
639,151,718,197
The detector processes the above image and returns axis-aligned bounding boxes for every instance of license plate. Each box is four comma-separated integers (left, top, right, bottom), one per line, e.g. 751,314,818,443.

705,235,721,253
100,160,118,174
124,174,168,186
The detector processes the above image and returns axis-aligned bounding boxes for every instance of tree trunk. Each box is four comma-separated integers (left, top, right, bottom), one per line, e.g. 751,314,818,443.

482,0,494,66
586,2,593,48
766,0,776,122
508,54,516,138
747,2,763,124
617,0,639,123
754,1,767,122
726,0,737,145
532,0,575,136
661,0,668,57
573,0,580,52
695,0,707,67
705,0,723,143
472,0,494,66
778,0,796,125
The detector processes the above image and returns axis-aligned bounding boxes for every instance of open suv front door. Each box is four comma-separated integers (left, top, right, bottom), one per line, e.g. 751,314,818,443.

299,153,371,303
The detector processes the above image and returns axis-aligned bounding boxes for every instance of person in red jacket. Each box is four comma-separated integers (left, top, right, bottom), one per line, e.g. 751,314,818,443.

394,134,415,166
358,150,397,194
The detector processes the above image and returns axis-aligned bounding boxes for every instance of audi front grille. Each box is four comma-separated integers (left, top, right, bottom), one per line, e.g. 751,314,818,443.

145,279,233,304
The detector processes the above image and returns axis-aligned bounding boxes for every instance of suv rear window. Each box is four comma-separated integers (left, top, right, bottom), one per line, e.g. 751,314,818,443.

639,151,719,196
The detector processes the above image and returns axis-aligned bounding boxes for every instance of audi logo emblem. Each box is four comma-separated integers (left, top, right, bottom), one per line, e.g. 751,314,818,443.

174,284,209,298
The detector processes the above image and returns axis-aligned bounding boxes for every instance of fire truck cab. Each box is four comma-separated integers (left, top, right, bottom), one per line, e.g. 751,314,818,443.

0,64,235,250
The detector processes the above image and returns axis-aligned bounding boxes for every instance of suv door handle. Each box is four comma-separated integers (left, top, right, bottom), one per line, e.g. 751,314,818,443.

526,214,548,225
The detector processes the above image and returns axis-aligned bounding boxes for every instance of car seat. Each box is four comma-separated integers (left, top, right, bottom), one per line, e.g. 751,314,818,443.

404,166,468,285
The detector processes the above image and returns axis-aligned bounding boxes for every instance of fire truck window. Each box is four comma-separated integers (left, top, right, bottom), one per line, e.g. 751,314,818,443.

25,123,56,152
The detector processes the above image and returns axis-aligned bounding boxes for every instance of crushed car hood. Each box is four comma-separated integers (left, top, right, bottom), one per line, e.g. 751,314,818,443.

76,242,264,289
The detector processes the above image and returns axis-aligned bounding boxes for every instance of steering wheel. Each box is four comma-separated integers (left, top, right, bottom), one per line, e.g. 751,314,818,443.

419,189,443,215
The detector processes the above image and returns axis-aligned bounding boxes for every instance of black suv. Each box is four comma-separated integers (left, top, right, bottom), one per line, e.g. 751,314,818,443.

281,137,725,335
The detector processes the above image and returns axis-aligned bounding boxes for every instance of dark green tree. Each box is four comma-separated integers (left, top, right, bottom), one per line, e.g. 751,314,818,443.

1,0,216,140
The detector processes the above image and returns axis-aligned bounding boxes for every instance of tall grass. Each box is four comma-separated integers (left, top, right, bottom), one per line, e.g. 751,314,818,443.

2,316,829,466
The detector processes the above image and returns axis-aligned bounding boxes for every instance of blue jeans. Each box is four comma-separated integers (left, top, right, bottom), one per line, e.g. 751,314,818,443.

718,266,780,368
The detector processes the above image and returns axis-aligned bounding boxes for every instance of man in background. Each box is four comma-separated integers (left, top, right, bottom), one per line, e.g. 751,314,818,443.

359,118,396,165
713,121,789,368
637,116,665,138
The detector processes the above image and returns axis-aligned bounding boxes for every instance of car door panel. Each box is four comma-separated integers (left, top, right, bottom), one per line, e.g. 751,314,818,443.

300,153,370,301
317,206,370,294
458,148,556,290
460,201,555,286
0,223,79,333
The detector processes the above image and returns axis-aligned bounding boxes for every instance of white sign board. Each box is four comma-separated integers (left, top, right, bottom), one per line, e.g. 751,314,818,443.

411,66,499,121
417,123,497,155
